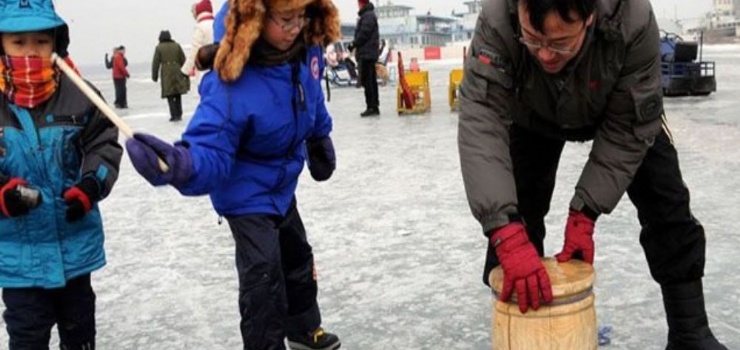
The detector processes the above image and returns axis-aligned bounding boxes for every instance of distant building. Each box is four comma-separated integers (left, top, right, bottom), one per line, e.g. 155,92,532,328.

375,2,458,47
713,0,740,16
708,0,740,38
451,0,481,42
679,0,740,39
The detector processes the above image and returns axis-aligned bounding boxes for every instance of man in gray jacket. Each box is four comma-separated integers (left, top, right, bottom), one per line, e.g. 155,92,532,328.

458,0,726,349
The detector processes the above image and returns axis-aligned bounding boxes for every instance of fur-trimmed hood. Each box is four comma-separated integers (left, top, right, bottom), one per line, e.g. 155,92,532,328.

214,0,341,82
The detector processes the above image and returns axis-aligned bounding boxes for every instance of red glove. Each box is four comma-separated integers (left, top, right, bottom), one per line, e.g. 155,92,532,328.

491,222,553,313
555,210,596,264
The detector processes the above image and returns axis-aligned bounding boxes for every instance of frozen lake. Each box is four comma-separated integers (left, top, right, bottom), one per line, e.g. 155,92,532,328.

1,44,739,349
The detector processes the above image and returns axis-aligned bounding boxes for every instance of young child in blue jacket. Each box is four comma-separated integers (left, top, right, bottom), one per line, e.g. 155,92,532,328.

0,1,122,349
127,0,341,349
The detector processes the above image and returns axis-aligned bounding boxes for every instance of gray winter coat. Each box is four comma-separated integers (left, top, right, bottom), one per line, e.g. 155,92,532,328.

458,0,663,233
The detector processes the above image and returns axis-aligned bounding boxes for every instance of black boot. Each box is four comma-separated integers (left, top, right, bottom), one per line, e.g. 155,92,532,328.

286,327,341,350
662,280,727,350
360,108,380,117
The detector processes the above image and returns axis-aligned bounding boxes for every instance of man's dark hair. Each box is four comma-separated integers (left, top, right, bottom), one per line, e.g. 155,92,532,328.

519,0,596,34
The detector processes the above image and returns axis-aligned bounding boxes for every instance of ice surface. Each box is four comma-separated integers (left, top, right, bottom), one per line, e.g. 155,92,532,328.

0,45,738,349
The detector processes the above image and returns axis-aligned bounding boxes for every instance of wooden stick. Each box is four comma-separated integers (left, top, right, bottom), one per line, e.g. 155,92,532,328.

52,53,169,172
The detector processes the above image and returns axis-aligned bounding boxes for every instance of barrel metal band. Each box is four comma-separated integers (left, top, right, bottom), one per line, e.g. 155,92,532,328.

491,286,593,307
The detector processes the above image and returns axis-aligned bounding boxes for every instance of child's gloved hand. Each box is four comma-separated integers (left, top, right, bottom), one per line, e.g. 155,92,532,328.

0,177,37,218
126,133,193,187
306,136,336,181
63,177,101,222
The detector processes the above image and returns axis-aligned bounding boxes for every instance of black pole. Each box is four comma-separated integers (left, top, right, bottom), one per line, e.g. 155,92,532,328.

699,31,703,63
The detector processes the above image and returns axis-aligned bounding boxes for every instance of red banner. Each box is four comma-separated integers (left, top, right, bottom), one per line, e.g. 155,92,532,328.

424,47,441,60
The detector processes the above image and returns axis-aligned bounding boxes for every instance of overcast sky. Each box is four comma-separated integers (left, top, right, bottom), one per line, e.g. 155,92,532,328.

53,0,714,67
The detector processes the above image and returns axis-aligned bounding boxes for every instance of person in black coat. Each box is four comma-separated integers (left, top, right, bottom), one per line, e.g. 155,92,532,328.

349,0,380,117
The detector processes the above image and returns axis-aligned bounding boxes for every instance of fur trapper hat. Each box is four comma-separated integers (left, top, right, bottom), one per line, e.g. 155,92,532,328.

214,0,341,82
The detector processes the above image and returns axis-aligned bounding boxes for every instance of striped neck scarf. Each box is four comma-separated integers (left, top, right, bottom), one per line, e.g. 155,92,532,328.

196,12,214,23
0,55,59,108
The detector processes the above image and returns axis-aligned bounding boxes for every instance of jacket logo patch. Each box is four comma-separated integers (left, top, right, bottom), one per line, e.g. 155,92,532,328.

311,56,320,80
476,48,510,72
478,53,492,65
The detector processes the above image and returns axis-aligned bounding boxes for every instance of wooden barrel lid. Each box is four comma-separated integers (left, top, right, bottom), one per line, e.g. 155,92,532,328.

489,258,595,300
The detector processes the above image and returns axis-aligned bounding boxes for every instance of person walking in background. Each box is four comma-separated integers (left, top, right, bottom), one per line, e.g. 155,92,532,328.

0,1,123,349
182,0,214,85
126,0,342,348
104,45,129,109
152,30,189,122
458,0,727,349
348,0,380,117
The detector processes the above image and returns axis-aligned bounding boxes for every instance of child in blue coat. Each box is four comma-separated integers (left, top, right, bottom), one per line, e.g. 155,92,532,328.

127,0,341,348
0,1,122,349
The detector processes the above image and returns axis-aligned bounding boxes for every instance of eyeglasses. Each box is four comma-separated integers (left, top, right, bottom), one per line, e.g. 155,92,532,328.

269,14,308,32
518,25,587,55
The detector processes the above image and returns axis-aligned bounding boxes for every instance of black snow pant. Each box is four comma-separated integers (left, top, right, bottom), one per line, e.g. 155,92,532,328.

227,199,321,350
358,59,379,110
483,124,706,287
113,78,127,108
2,274,96,350
166,94,183,121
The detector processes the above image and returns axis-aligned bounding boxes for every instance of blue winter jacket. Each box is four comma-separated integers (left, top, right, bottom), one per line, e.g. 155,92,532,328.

177,45,332,216
0,76,122,288
213,1,228,43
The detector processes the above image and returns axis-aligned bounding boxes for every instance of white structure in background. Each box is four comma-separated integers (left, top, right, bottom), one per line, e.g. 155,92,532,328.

681,17,708,39
680,0,740,38
657,18,684,35
375,1,458,48
451,0,481,44
714,0,740,15
709,0,740,37
708,14,740,37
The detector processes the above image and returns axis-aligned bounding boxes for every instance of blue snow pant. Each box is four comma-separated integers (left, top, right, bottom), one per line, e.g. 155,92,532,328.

483,124,706,287
2,274,96,350
227,200,321,350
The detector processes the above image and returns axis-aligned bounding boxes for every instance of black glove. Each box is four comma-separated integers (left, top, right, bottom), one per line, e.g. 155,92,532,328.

0,176,40,217
63,177,101,222
306,136,336,181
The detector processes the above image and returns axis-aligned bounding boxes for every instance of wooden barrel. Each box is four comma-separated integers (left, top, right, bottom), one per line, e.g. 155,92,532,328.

489,258,597,350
